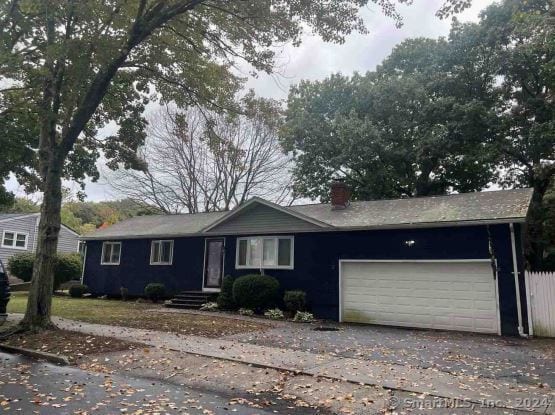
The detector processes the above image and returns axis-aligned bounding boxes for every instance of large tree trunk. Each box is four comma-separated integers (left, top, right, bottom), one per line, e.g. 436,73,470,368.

20,164,63,330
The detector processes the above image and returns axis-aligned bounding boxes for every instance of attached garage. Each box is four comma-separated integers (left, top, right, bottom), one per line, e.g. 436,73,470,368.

340,260,500,334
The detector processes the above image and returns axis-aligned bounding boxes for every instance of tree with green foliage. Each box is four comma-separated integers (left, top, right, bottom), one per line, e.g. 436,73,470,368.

281,0,553,269
281,44,498,200
1,0,434,331
476,0,554,269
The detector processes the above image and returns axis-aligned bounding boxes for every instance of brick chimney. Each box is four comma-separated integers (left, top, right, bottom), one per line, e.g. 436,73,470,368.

330,180,350,210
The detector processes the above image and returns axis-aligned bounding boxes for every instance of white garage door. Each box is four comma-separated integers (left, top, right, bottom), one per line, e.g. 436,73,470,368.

340,260,499,334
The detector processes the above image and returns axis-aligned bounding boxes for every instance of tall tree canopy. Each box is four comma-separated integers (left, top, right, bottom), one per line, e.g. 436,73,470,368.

2,0,458,330
281,41,499,200
281,0,554,268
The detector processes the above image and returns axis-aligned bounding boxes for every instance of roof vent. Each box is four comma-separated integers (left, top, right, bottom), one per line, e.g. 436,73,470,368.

330,180,351,210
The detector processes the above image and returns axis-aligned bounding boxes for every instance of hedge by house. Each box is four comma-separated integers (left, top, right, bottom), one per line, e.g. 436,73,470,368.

284,290,306,312
7,253,35,282
217,275,236,310
232,274,279,311
144,283,166,303
7,252,82,290
69,284,88,298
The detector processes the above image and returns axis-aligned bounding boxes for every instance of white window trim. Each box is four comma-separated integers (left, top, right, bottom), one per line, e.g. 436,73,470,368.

1,230,29,250
101,241,121,265
236,236,294,270
150,240,174,265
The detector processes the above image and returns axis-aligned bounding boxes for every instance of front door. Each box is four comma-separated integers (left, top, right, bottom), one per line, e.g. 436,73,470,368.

203,238,224,291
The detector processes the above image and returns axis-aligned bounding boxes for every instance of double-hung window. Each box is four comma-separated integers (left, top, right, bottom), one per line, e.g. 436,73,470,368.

1,231,28,250
236,236,293,270
150,240,174,265
101,242,121,265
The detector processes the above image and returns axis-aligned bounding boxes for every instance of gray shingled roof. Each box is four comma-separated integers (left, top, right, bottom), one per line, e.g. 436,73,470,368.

0,213,35,221
290,188,532,229
82,188,532,240
82,211,227,240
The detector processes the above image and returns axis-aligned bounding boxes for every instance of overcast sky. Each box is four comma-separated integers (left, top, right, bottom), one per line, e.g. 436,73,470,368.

6,0,495,202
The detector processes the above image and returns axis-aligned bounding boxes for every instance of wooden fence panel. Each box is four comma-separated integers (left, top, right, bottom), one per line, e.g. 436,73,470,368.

525,271,555,337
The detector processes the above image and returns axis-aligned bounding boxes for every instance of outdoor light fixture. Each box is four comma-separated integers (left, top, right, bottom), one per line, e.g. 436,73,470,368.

404,240,416,247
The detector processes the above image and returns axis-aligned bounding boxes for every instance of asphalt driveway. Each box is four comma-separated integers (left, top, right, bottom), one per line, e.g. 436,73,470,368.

228,321,555,386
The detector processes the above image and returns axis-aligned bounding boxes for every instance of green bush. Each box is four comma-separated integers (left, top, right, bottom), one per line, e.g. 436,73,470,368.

200,302,219,311
293,311,314,323
69,284,88,298
232,274,279,311
144,283,166,303
264,308,284,320
7,252,82,290
217,275,236,310
7,253,35,282
238,308,254,316
284,290,306,312
54,253,82,289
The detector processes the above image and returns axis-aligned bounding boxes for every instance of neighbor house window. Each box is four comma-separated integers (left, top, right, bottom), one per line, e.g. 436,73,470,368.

101,242,121,265
1,231,28,250
150,240,174,265
236,236,293,269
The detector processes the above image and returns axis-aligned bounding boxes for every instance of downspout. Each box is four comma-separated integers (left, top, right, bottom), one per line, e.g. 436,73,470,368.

80,241,87,285
509,223,527,337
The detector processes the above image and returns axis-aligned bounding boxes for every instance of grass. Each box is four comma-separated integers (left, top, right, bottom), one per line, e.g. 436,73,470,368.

7,292,270,338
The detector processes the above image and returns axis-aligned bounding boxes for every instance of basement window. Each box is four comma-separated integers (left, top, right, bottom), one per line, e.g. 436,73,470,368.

236,236,294,270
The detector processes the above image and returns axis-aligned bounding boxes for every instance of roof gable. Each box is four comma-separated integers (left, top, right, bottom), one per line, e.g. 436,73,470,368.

203,198,331,234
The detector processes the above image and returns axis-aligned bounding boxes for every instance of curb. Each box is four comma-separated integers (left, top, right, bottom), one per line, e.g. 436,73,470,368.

0,344,70,366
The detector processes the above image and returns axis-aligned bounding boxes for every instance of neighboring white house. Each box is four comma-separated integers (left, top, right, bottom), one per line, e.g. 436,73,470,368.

0,213,80,266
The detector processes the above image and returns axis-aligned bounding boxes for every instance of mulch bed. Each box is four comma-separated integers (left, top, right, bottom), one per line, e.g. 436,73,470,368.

1,329,140,363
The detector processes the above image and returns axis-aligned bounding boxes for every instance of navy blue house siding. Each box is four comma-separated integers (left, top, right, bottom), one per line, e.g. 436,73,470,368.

83,223,527,335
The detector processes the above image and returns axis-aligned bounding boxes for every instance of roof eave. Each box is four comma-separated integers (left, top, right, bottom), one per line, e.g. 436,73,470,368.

79,216,526,240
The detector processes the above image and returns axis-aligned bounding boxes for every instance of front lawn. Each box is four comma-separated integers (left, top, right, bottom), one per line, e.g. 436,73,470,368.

7,292,269,337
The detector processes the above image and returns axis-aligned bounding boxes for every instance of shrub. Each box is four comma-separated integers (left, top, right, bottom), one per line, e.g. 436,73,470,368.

200,302,219,311
69,284,88,298
7,252,83,290
293,311,314,323
54,253,82,290
264,308,284,320
144,283,166,303
120,287,129,301
232,274,279,311
238,308,254,316
7,253,35,282
284,290,306,312
217,275,236,310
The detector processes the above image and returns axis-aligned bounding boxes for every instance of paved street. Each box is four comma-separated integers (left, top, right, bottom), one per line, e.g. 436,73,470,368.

0,352,326,414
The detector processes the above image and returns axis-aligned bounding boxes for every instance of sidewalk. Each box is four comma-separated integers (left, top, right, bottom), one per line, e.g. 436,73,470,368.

52,316,553,414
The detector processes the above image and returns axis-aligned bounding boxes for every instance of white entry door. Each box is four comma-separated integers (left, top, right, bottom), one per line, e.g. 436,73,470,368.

340,260,499,334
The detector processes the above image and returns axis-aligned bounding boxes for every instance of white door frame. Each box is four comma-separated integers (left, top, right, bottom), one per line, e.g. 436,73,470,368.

202,237,225,292
338,259,501,335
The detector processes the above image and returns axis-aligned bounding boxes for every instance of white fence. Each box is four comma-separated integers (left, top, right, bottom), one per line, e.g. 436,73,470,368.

525,271,555,337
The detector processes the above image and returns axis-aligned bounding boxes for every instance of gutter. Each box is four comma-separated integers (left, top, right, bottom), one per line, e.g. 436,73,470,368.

509,223,527,338
80,217,528,241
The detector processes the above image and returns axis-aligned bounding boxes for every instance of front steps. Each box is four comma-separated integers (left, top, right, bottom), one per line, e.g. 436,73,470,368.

165,291,217,309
